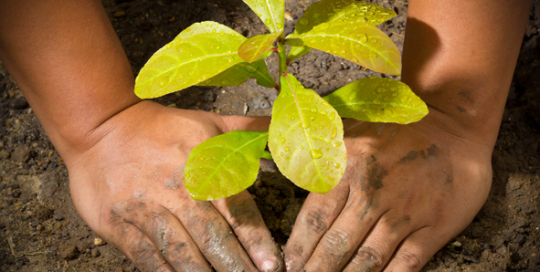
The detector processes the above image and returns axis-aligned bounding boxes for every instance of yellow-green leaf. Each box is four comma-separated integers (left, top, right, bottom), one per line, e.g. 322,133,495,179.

287,46,312,64
185,130,269,201
268,74,346,194
198,60,276,88
324,77,428,124
286,21,401,75
243,0,285,33
239,32,281,63
296,0,396,34
135,22,246,98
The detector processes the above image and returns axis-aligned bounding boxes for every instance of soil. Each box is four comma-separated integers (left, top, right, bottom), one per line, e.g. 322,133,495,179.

0,0,539,271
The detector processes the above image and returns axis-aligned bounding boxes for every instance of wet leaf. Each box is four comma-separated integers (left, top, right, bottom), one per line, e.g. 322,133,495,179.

287,46,312,64
239,32,282,63
198,59,276,88
135,22,246,98
324,77,428,124
185,130,269,201
243,0,285,33
269,74,346,194
296,0,396,34
286,21,401,75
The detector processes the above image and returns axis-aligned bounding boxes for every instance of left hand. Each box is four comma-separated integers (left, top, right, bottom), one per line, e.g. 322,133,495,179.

283,115,494,272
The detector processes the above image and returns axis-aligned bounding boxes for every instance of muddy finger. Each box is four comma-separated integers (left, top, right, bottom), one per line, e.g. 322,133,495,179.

300,195,383,272
212,190,283,272
342,211,415,272
171,200,259,272
383,226,449,272
283,181,349,272
129,206,213,272
112,222,175,272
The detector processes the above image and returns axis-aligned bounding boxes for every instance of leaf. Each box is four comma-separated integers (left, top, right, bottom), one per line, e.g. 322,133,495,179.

286,21,401,75
324,77,428,124
185,130,269,201
287,46,312,64
268,74,346,194
243,0,285,33
198,60,277,88
239,32,282,63
261,151,273,160
296,0,396,34
135,22,246,99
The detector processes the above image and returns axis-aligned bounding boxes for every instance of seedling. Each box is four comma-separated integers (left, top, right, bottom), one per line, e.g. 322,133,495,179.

134,0,428,200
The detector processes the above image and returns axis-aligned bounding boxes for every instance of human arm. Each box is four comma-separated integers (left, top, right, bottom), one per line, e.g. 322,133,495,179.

283,0,532,271
0,0,283,271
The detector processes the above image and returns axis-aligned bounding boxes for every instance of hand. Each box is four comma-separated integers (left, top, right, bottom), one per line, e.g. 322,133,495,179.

65,101,282,272
283,113,494,272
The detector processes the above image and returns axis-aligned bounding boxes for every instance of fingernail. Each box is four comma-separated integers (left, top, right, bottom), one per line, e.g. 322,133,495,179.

261,260,276,271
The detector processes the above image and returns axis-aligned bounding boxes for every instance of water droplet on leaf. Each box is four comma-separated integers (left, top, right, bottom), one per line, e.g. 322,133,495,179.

159,77,169,87
310,149,323,159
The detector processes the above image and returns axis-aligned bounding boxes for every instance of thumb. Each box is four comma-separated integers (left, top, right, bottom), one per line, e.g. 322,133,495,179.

220,115,271,132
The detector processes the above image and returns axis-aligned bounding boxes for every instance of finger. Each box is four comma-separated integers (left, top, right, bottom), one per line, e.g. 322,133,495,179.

384,226,451,272
212,190,283,272
283,181,349,272
171,200,259,272
301,195,382,272
131,207,213,272
342,211,414,272
221,115,272,132
112,222,175,272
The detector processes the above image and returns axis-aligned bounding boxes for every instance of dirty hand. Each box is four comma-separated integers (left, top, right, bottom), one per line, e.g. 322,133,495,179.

66,101,282,272
284,114,494,271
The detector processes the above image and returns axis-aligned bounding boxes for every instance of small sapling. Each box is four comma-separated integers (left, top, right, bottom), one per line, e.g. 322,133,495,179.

134,0,428,200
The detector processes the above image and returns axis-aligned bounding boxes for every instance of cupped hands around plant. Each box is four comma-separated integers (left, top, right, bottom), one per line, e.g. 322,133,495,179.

135,0,428,200
67,101,283,272
283,114,493,271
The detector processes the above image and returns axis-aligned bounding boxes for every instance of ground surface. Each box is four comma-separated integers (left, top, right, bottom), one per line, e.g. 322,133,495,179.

1,0,539,271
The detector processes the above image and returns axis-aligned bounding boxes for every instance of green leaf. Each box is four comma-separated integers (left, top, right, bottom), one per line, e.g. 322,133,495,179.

286,21,401,75
243,0,285,33
239,32,282,63
185,130,269,201
268,74,346,194
198,60,277,88
296,0,396,34
324,77,428,124
287,46,312,64
135,22,246,99
261,151,273,160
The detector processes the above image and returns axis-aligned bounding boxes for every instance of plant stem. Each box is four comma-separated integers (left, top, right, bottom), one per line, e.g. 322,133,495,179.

278,41,287,76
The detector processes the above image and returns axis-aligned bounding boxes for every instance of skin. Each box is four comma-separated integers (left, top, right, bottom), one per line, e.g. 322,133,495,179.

284,0,532,271
0,0,282,271
0,0,531,272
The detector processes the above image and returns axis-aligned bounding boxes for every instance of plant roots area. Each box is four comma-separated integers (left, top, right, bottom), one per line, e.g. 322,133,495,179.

1,0,540,271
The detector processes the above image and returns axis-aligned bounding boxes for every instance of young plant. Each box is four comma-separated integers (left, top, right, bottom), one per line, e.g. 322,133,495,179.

134,0,428,200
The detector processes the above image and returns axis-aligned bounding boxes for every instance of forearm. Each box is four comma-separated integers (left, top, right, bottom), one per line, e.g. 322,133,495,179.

403,0,531,147
0,0,140,158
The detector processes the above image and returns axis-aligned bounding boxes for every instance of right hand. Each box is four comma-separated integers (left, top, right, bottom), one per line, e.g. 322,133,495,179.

65,101,282,272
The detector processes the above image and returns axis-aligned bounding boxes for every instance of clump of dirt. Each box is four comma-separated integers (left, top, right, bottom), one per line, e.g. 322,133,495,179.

0,0,539,271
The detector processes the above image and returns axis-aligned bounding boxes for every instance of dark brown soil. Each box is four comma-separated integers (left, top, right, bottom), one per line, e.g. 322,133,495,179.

0,0,539,271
